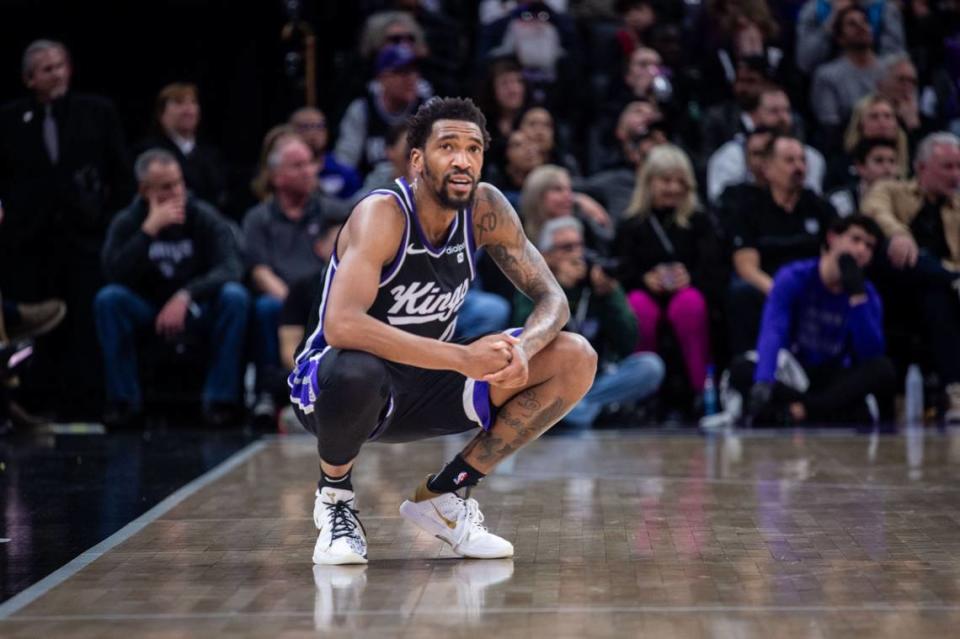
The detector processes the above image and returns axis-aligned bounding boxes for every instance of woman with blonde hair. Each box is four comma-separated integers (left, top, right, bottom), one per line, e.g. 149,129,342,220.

250,125,301,201
843,94,909,176
613,144,722,399
519,164,612,250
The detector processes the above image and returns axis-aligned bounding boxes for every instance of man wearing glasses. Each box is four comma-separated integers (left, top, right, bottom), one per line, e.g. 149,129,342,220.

514,216,665,429
289,107,361,200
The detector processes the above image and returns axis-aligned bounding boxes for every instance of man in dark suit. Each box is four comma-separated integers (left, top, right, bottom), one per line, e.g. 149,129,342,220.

0,39,131,418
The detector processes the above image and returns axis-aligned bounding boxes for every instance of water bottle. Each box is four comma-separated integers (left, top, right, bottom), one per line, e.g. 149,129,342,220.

905,364,924,425
703,364,718,416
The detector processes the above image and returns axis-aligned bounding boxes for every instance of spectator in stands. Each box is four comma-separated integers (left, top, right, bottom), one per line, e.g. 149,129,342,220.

515,216,665,429
479,0,569,25
484,128,544,209
795,0,905,75
694,0,791,108
477,56,528,149
610,0,658,64
521,164,613,252
613,144,722,401
830,93,910,185
707,85,825,204
613,46,666,107
380,3,466,97
810,4,885,137
727,134,838,355
95,150,248,427
355,123,411,199
576,101,668,221
278,219,342,372
874,52,946,141
243,135,348,423
715,126,774,230
334,44,429,176
137,83,227,212
861,131,960,422
699,57,768,158
516,105,579,175
481,1,579,111
359,10,430,61
827,137,900,216
730,214,895,424
0,39,131,418
289,107,361,201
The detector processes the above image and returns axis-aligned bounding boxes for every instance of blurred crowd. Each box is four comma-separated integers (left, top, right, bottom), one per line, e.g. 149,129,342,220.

3,0,960,431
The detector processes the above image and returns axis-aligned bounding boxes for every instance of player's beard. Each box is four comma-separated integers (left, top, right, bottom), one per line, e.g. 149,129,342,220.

422,161,477,210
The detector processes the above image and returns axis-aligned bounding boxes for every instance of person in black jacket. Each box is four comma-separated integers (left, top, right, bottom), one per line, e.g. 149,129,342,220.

94,150,249,427
135,83,228,214
0,40,131,417
613,144,724,398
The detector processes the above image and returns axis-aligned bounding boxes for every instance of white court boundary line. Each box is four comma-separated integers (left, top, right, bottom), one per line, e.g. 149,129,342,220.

0,439,269,619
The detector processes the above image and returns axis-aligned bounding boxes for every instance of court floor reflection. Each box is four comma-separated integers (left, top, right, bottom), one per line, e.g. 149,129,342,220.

1,427,959,637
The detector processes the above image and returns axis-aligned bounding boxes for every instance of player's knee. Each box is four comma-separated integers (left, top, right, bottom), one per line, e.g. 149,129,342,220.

555,333,597,392
329,350,390,400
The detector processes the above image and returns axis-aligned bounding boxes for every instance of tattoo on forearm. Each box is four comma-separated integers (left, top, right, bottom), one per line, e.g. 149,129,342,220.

475,187,569,357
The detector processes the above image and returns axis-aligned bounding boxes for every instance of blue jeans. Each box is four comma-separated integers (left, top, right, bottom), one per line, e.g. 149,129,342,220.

94,283,250,408
253,294,283,389
454,288,511,339
563,352,666,429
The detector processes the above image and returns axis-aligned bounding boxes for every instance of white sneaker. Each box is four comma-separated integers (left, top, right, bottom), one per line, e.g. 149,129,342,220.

312,488,368,565
399,479,514,559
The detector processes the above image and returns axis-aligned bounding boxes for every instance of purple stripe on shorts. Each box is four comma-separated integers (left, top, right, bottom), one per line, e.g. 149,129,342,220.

473,381,492,431
473,327,524,431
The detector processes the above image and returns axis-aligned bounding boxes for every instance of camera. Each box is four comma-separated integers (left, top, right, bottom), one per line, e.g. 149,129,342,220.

584,249,623,279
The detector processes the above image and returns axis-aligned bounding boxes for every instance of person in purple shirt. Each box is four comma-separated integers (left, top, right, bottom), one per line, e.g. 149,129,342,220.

729,214,896,424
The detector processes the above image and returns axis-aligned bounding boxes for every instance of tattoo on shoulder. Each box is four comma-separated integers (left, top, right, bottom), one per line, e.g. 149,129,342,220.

474,185,515,245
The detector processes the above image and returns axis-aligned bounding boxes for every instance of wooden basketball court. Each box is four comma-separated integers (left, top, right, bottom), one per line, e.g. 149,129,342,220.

1,427,959,638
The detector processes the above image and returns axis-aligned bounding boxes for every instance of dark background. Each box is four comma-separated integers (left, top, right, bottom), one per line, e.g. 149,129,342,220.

0,0,383,214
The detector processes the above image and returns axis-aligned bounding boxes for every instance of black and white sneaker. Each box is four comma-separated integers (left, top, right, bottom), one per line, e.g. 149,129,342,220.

312,488,368,565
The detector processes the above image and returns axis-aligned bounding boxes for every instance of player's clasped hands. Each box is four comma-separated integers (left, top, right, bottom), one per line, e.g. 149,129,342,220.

461,333,529,388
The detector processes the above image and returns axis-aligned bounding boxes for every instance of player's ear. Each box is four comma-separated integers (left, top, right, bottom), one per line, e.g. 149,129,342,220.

409,146,423,174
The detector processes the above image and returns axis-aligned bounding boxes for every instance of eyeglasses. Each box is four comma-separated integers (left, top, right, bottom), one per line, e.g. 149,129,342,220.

386,33,416,45
520,10,550,22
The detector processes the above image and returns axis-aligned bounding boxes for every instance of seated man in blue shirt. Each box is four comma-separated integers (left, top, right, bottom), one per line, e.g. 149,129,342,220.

729,214,896,424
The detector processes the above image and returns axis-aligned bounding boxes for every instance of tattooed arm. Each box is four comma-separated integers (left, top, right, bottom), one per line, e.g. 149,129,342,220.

473,183,569,363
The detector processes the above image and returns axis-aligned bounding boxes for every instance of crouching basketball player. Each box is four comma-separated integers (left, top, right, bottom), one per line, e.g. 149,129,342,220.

289,97,597,564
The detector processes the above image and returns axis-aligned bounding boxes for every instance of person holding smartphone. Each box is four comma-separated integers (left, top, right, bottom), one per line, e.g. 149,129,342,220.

612,144,725,404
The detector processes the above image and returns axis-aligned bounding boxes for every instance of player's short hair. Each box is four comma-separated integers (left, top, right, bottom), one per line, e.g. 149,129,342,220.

406,97,491,151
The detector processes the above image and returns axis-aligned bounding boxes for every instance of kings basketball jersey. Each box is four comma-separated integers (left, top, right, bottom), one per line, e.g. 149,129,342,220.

289,177,478,411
